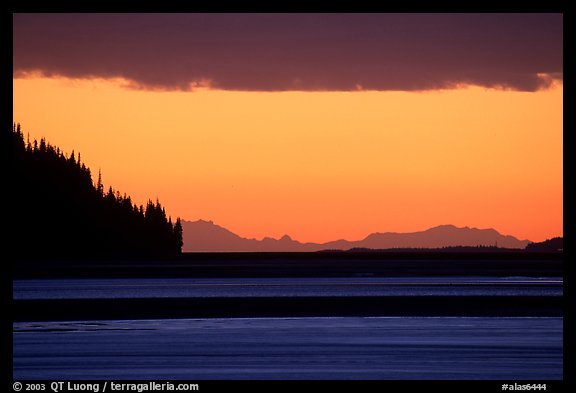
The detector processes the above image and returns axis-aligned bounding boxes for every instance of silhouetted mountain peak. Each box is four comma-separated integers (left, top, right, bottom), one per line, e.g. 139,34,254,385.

195,219,216,226
427,225,500,235
430,224,458,230
191,219,236,233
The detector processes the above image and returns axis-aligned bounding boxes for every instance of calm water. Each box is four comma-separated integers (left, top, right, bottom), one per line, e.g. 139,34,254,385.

13,276,563,299
13,277,563,380
13,316,562,380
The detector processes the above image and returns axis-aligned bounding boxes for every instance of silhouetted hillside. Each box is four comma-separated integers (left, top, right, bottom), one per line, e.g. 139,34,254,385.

525,237,563,252
10,124,182,259
181,220,531,252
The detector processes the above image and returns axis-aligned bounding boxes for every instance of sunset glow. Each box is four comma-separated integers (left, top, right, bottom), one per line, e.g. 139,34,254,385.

13,76,562,243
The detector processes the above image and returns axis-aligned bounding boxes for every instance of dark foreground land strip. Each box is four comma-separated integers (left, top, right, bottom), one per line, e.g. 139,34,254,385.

13,252,563,278
13,296,562,321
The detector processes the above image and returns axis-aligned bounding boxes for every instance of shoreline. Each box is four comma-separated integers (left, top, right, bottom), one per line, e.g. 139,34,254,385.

12,252,562,279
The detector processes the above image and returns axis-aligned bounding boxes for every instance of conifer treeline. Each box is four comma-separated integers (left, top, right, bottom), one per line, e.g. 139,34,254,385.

11,123,183,258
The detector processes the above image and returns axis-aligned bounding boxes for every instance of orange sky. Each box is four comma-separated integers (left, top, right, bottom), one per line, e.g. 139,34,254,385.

13,76,563,243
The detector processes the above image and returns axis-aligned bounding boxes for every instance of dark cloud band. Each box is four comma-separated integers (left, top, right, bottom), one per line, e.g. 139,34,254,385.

13,13,563,92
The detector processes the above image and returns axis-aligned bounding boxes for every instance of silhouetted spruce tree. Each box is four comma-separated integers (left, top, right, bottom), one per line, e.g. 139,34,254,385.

96,169,104,195
10,123,183,259
173,218,184,253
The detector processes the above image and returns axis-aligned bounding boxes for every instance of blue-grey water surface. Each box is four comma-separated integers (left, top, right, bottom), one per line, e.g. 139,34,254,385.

13,276,563,380
12,276,562,299
13,316,562,380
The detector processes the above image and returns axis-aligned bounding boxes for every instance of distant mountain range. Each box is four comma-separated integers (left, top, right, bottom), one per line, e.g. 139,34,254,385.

181,220,532,252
